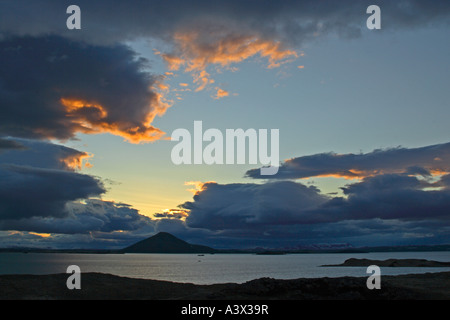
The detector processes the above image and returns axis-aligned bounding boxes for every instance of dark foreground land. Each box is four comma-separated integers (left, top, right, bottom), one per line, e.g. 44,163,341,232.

0,271,449,300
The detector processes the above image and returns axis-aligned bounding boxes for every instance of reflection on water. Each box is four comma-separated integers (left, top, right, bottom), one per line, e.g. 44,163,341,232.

0,251,449,284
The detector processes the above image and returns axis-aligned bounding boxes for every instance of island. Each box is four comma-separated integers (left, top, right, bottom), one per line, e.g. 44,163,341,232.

322,258,450,267
122,232,217,254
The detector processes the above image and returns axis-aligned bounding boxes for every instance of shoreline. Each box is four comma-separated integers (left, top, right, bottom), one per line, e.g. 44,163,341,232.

0,271,449,300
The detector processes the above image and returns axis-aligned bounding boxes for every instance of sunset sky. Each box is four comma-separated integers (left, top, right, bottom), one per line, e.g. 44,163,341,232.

0,0,449,249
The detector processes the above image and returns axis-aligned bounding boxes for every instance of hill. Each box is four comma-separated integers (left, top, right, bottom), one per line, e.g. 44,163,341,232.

123,232,216,253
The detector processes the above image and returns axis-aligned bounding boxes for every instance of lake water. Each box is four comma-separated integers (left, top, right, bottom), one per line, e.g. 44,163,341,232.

0,251,449,284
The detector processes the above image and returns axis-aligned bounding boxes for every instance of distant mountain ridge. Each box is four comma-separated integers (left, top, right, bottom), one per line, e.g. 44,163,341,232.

1,232,450,253
123,232,216,253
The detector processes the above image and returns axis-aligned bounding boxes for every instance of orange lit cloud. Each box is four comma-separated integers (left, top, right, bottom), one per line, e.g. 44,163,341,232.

0,36,173,144
60,93,171,144
156,81,170,92
429,169,450,176
29,232,52,238
213,87,230,99
61,151,93,170
164,32,298,71
153,208,190,220
246,143,450,180
297,168,379,180
193,70,215,92
185,181,217,195
160,31,298,93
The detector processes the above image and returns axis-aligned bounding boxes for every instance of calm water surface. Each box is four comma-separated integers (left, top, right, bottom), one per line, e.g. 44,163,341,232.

0,251,449,284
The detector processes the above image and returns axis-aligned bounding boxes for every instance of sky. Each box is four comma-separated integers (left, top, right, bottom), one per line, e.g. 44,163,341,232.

0,0,449,249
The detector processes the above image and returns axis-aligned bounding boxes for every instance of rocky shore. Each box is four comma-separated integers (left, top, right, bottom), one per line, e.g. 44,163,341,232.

0,271,449,300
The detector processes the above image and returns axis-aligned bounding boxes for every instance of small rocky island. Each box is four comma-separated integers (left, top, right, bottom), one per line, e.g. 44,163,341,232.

322,258,450,267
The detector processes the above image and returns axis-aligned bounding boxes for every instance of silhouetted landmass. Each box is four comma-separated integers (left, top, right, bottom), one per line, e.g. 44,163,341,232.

122,232,216,253
354,244,450,253
323,258,450,267
0,272,449,300
0,248,119,254
0,232,449,254
256,251,287,255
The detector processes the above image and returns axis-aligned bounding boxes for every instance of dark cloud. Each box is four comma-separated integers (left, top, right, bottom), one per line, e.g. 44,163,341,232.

0,138,156,246
404,166,432,177
246,142,450,179
182,181,329,230
342,174,427,194
0,139,105,220
176,142,450,247
0,164,104,220
438,174,450,189
176,174,450,246
238,142,450,245
328,174,450,222
0,138,91,170
0,200,154,235
0,140,155,246
0,138,26,151
1,1,449,46
152,208,189,220
0,35,168,143
3,171,449,248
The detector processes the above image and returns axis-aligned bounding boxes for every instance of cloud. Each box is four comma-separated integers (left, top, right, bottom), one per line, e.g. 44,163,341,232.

0,138,157,247
321,174,450,223
2,1,448,97
153,209,189,220
213,87,230,100
246,142,450,179
0,138,92,171
2,1,449,46
176,173,450,246
0,35,170,143
158,29,298,71
159,31,298,92
0,200,154,235
0,138,26,151
184,181,216,195
0,140,155,246
181,181,328,230
0,138,105,220
437,174,450,189
191,70,215,92
0,164,104,220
